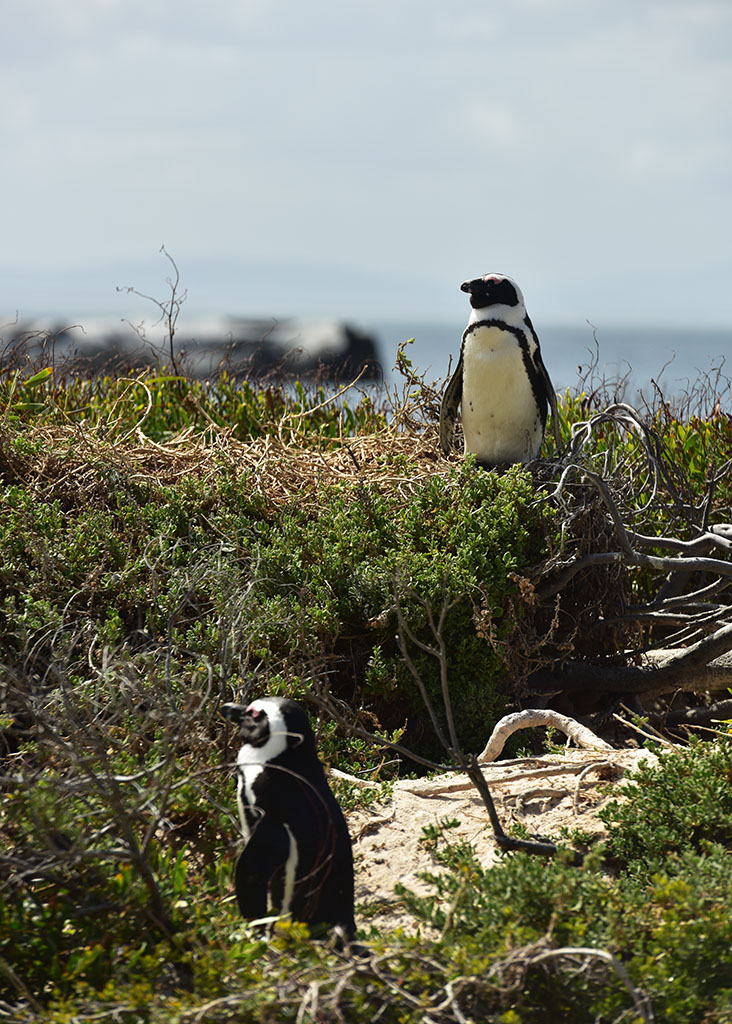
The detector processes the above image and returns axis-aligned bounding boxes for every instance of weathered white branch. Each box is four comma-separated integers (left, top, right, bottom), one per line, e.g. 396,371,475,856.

539,549,732,600
477,710,613,763
629,526,732,555
330,767,381,789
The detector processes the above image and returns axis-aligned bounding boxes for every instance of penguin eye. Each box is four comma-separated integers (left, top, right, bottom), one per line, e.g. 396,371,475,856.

246,705,262,719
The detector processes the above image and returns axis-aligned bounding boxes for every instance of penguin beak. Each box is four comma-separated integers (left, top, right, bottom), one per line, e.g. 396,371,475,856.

221,702,265,723
221,702,247,723
460,280,473,294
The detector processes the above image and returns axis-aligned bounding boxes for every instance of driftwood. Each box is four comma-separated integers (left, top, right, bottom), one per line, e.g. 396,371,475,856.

477,709,613,762
331,709,614,789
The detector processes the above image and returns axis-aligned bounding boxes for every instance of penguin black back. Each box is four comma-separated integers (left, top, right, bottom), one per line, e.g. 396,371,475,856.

221,696,355,940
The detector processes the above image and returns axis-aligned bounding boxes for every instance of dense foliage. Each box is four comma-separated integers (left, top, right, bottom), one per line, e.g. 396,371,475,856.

2,360,732,1022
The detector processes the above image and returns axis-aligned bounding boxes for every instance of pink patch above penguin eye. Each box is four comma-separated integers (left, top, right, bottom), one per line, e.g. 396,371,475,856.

246,705,262,718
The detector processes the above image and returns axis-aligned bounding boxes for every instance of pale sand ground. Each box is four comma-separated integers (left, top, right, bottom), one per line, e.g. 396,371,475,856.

347,747,657,933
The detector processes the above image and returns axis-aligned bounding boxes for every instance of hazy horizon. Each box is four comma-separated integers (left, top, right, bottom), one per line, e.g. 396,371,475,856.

2,1,730,333
4,254,731,335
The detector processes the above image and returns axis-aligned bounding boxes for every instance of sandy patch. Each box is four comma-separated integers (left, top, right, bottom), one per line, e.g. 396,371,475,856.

348,747,657,932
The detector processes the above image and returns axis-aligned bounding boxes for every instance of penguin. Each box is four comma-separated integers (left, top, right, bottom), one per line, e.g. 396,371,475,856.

221,696,356,940
439,273,559,468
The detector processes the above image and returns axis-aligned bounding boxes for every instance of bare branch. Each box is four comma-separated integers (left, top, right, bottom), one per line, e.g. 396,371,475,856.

393,588,455,757
477,710,613,763
532,625,732,698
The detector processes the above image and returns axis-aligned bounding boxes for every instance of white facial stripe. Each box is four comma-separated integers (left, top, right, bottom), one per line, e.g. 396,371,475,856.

240,699,290,765
235,700,290,817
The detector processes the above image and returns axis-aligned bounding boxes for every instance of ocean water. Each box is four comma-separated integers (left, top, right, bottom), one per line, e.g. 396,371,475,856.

369,320,732,404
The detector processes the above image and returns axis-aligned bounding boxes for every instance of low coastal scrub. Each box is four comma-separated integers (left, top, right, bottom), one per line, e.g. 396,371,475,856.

2,355,732,1021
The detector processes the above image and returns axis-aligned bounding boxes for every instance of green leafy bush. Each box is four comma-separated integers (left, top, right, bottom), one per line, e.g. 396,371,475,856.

0,427,548,757
601,738,732,874
7,740,732,1023
0,369,386,441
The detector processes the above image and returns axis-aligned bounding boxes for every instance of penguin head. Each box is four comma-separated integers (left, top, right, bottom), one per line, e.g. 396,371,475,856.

461,274,525,313
221,696,316,764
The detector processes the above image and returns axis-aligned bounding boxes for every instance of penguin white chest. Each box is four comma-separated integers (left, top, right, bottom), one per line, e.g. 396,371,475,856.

461,325,543,464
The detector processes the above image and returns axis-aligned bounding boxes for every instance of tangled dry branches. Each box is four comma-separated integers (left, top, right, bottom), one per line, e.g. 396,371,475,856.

529,402,732,728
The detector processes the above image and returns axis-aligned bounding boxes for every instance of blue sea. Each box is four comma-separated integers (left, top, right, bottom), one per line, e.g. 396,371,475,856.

369,320,732,404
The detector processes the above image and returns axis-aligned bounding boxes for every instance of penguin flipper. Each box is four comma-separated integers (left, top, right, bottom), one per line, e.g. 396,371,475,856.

235,819,290,920
439,354,463,455
535,350,562,454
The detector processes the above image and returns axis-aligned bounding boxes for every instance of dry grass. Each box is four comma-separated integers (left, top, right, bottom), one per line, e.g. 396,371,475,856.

1,372,459,507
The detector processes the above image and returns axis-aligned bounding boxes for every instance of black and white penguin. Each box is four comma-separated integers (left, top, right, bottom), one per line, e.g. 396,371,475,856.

439,273,558,467
221,696,356,940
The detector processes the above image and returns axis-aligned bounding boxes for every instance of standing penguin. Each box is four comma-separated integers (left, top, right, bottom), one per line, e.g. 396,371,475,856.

221,696,356,940
439,273,558,467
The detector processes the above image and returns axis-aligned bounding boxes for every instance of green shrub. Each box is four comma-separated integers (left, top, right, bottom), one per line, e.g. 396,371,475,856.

8,742,732,1023
0,370,387,442
601,738,732,875
0,438,548,757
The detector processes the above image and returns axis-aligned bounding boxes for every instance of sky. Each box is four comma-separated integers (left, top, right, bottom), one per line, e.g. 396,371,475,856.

2,0,731,332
